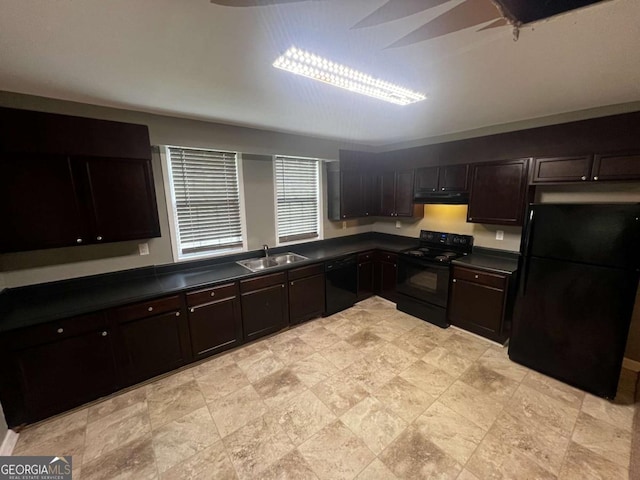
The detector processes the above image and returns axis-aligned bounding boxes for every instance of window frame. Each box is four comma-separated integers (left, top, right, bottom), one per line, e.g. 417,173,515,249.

160,145,248,262
272,155,324,247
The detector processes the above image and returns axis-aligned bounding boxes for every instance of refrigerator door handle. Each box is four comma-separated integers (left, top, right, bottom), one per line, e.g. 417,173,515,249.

519,208,535,295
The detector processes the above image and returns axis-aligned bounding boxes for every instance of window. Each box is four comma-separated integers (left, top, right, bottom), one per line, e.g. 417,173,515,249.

164,146,245,260
274,156,321,244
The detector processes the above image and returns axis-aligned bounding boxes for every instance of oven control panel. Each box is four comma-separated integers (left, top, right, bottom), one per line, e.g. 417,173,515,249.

419,230,474,249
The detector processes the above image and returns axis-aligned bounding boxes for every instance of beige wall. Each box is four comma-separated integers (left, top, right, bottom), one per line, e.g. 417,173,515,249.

242,156,276,250
372,205,522,252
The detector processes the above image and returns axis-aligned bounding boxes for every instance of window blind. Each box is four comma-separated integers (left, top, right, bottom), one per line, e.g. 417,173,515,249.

167,147,243,256
275,156,320,243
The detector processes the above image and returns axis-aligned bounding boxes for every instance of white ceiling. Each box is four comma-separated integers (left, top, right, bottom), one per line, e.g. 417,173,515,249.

0,0,639,146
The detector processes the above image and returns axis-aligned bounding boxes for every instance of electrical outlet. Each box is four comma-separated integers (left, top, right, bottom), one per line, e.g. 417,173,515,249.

395,221,401,229
342,221,347,229
496,230,504,241
138,242,150,255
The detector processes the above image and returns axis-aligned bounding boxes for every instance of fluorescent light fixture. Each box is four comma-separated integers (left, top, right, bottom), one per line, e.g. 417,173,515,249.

273,46,426,106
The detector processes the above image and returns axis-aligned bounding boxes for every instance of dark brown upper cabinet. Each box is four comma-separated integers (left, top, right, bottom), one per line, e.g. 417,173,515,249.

531,152,640,184
378,170,422,217
468,158,530,226
415,164,468,194
0,108,159,253
327,164,378,220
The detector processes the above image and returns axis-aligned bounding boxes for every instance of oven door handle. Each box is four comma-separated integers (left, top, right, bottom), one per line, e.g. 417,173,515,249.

399,255,452,271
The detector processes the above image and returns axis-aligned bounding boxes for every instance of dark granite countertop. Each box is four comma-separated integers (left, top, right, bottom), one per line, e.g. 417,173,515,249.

0,233,418,333
452,247,520,275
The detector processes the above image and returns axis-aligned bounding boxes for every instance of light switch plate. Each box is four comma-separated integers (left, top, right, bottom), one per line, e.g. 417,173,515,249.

138,243,150,255
496,230,504,241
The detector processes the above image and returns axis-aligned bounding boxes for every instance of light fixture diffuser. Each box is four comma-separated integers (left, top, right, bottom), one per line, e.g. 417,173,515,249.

273,47,426,106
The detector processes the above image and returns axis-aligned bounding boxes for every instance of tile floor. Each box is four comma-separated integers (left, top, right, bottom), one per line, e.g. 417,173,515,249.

11,296,638,480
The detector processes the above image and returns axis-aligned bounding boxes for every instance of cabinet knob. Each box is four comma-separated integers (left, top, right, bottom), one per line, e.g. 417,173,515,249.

210,291,215,297
281,284,285,288
593,176,599,181
581,176,587,181
96,236,103,241
101,331,108,337
453,279,457,283
76,238,83,244
393,264,396,267
475,274,479,279
190,308,195,313
469,217,473,221
441,188,445,191
147,306,153,312
432,188,436,192
343,215,346,218
176,312,181,317
57,327,64,334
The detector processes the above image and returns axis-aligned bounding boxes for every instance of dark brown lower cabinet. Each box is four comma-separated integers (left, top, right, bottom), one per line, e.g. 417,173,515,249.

447,266,512,343
0,312,117,426
241,272,288,340
357,251,374,300
111,295,191,386
375,251,398,302
186,282,243,360
288,264,325,325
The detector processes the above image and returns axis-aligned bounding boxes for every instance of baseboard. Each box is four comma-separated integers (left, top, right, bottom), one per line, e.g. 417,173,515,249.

623,357,640,372
0,429,19,456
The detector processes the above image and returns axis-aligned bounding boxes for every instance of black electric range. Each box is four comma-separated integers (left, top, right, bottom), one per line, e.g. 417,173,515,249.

396,230,473,328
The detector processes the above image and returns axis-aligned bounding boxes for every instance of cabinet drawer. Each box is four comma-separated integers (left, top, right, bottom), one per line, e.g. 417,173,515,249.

3,312,108,351
186,283,238,307
358,251,374,263
112,295,182,323
288,263,324,281
375,251,398,263
240,272,286,293
452,267,506,289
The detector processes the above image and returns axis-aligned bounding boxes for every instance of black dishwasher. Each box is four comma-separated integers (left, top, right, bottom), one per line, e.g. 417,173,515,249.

325,255,358,315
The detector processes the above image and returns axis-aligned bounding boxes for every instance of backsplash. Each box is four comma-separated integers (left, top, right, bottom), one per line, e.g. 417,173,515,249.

372,204,522,252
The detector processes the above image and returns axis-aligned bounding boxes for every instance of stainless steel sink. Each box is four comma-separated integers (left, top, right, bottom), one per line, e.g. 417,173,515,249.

237,252,308,272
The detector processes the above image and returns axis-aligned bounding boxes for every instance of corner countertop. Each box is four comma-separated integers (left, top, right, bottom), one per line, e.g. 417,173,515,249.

0,233,417,334
452,247,520,275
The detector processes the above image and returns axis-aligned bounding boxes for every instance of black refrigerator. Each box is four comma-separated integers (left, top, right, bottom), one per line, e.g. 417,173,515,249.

509,203,640,398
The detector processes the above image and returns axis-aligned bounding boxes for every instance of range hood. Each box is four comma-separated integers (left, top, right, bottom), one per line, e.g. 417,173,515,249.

413,191,469,205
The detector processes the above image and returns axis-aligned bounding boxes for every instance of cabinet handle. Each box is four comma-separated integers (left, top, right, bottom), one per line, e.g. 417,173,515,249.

475,274,479,279
96,236,103,241
593,176,599,181
453,279,457,283
57,327,64,334
393,264,396,267
175,312,180,317
342,215,346,218
581,176,587,181
290,281,295,286
101,331,108,337
365,213,369,216
432,188,436,192
441,188,445,191
210,291,215,297
469,217,473,221
190,308,195,313
281,284,285,288
76,238,83,244
147,306,153,312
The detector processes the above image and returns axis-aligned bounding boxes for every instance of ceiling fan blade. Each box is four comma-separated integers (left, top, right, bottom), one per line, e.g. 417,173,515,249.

352,0,450,29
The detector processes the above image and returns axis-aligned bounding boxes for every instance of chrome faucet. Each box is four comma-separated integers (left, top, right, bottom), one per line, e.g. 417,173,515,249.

263,244,270,258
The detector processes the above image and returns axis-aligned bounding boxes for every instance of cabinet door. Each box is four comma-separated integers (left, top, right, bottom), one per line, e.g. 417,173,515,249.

83,157,160,243
440,165,468,192
357,260,374,301
340,171,364,218
592,152,640,181
0,154,87,252
448,279,506,341
14,329,117,423
362,173,378,217
531,156,593,183
188,297,242,359
394,170,415,217
117,310,190,385
289,274,325,325
378,171,396,216
414,167,439,193
468,158,529,226
375,253,398,302
241,284,288,340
